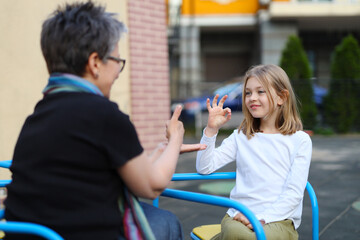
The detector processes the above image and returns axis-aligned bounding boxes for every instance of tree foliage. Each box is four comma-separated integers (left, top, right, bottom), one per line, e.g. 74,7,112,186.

324,34,360,133
280,35,317,130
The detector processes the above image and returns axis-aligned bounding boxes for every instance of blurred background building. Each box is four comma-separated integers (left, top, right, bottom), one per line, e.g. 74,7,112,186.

1,0,359,179
167,0,360,100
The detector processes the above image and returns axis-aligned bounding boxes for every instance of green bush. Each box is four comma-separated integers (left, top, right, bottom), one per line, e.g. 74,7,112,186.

314,127,335,136
324,34,360,133
280,35,318,130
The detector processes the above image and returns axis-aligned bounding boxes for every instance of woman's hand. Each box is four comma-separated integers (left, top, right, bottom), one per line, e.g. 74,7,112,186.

180,143,207,153
149,142,207,161
166,105,184,147
119,105,186,199
205,94,232,137
233,212,265,230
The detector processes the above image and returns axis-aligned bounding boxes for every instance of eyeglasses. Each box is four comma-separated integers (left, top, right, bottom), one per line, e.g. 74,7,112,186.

107,56,126,73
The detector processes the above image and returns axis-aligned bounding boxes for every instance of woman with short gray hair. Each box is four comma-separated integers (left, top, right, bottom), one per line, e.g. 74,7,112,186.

40,1,125,77
4,2,200,239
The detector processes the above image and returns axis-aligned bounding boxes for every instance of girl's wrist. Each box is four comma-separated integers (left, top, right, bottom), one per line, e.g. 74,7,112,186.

204,126,218,137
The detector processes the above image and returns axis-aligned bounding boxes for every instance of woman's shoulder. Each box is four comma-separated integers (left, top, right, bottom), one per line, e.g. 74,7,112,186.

73,93,121,110
44,92,127,117
70,93,133,126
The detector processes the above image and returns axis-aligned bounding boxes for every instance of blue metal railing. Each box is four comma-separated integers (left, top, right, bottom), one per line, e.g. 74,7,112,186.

0,222,64,240
0,161,318,240
161,187,266,240
159,172,319,240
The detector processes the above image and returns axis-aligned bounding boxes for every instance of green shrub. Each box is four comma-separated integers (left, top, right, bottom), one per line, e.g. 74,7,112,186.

324,34,360,133
314,127,335,136
280,35,317,130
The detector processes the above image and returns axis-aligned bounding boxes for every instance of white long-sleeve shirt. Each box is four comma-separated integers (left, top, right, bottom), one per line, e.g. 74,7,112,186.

196,129,312,229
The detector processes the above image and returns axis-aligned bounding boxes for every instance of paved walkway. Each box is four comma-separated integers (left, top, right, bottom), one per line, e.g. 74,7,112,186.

148,134,360,240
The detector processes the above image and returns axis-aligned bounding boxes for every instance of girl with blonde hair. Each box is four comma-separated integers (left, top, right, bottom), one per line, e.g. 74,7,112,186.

196,64,312,240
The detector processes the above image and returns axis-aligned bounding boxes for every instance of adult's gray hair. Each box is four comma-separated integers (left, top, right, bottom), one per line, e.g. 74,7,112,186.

41,1,126,76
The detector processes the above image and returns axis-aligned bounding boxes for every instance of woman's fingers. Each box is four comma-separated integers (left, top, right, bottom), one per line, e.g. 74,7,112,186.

166,105,184,140
171,104,182,121
180,143,207,153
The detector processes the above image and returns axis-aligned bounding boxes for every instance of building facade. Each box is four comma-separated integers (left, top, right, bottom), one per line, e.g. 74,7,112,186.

168,0,360,99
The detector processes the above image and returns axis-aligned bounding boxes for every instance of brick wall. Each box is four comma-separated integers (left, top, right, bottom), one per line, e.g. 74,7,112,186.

128,1,170,152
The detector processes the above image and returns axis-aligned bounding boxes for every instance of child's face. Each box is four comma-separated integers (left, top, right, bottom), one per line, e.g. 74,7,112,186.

244,77,272,119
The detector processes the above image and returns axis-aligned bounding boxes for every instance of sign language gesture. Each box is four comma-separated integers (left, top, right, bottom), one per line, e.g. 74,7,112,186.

166,105,185,147
205,94,232,137
162,105,207,155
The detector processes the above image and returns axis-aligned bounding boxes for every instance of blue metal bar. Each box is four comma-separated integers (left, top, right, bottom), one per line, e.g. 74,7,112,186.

190,231,202,240
0,160,12,168
161,188,266,240
306,182,319,240
172,172,236,181
152,197,159,207
172,172,319,240
0,168,317,240
0,222,64,240
0,179,11,187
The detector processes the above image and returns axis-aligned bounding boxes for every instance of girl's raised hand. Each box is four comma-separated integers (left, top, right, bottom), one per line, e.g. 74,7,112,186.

205,94,231,137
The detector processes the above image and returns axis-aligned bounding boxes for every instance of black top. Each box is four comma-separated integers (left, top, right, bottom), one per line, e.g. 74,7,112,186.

5,92,143,240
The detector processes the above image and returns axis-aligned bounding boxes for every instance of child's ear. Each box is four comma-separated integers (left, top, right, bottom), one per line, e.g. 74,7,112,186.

277,90,289,106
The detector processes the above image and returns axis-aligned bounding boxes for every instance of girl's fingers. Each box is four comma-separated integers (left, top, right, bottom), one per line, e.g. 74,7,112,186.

234,212,253,229
212,94,219,107
208,94,229,110
224,107,232,121
239,214,250,226
206,98,211,111
218,95,228,108
234,212,247,223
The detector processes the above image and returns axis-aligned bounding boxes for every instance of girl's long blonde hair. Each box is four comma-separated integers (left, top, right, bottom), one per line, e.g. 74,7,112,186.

239,64,303,139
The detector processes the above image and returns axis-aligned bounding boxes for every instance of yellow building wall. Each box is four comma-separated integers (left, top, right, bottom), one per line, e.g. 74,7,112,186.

182,0,260,15
0,0,130,179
